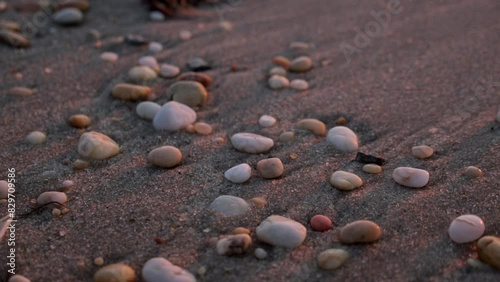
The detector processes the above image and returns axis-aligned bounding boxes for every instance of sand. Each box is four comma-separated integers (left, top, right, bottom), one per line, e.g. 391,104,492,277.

0,0,499,281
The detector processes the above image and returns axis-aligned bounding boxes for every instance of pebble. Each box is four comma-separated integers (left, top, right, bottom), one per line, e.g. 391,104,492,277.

269,67,287,77
210,195,249,217
128,66,157,82
136,101,161,120
94,263,136,282
52,208,61,216
362,164,382,174
68,114,91,128
289,56,313,72
330,171,363,191
256,215,307,248
61,180,74,189
93,257,104,266
100,52,118,63
477,236,500,269
249,197,267,207
224,164,252,183
112,83,151,101
178,72,213,87
268,75,289,89
297,118,326,135
194,122,212,135
412,145,434,159
339,220,382,244
125,34,148,46
310,215,332,232
87,29,101,41
0,30,31,48
179,30,192,41
147,146,182,168
26,131,46,145
37,191,67,205
184,124,196,133
257,158,284,179
326,126,358,152
8,86,34,96
317,249,349,270
448,214,485,243
138,56,159,72
254,248,268,260
0,2,6,13
167,81,207,107
7,275,30,282
272,56,290,69
232,227,250,235
216,234,252,255
392,167,429,188
230,133,274,153
0,180,8,199
279,131,295,142
259,115,277,128
290,79,309,91
219,20,233,31
53,8,83,25
464,166,483,178
142,257,196,282
159,64,180,78
149,11,165,21
77,131,120,160
289,41,311,50
73,159,89,169
187,57,211,72
153,101,197,131
336,117,347,125
148,42,163,53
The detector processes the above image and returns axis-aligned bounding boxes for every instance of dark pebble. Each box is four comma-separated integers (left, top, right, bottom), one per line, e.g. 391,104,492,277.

355,152,385,165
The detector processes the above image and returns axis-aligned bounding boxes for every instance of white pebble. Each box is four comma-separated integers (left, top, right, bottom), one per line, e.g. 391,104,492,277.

100,52,118,63
142,257,195,282
26,131,46,145
138,56,159,71
412,145,434,159
159,64,180,78
179,30,192,41
256,215,307,248
148,42,163,53
136,101,161,120
209,195,249,217
317,249,349,270
224,164,252,183
53,8,83,25
269,67,287,77
326,126,358,152
149,11,165,21
61,180,74,188
329,171,363,191
448,214,485,243
128,66,157,82
268,75,289,89
77,131,120,160
259,115,276,128
254,248,267,260
230,133,274,153
290,79,309,91
392,167,429,188
153,101,197,131
37,191,67,205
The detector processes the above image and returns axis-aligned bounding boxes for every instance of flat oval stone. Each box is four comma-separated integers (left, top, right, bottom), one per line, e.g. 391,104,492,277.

179,30,192,41
147,146,182,168
289,56,312,72
297,118,326,135
153,101,197,131
159,64,180,78
310,215,332,232
362,164,382,174
209,195,249,217
464,166,483,178
77,131,120,160
317,249,349,270
326,126,358,152
136,101,161,120
68,114,91,128
392,167,429,188
177,72,213,87
269,67,287,77
26,131,46,144
256,158,284,179
330,171,363,191
0,180,9,199
279,131,295,142
167,81,207,107
94,263,136,282
138,56,159,72
230,133,274,153
112,83,151,101
128,66,157,82
0,30,31,48
8,86,34,96
100,52,118,63
448,214,485,243
259,115,276,128
53,8,83,25
194,122,212,135
7,274,31,282
290,79,309,91
272,56,290,69
412,145,434,159
216,234,252,256
149,11,165,21
142,257,195,282
186,57,210,72
268,75,289,89
37,191,67,205
477,236,500,269
254,248,268,260
148,42,163,53
256,215,307,248
224,163,252,183
339,220,381,244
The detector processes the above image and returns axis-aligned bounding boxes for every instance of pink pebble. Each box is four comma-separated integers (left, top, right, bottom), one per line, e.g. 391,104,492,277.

448,214,485,243
310,215,332,232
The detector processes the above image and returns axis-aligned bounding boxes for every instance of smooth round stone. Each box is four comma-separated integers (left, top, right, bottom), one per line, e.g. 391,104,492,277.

94,263,136,282
230,133,274,153
317,249,349,270
362,164,382,174
256,158,284,179
256,215,307,248
268,67,287,77
148,146,182,168
330,171,363,191
310,215,332,232
259,115,276,128
136,101,161,120
254,248,268,260
339,220,382,244
37,191,67,205
179,30,192,41
412,145,434,159
26,131,46,144
326,126,358,152
232,227,250,235
100,52,118,63
272,56,290,69
61,180,74,188
289,56,312,72
290,79,309,91
77,131,119,160
159,64,180,78
0,180,8,199
477,236,500,269
73,159,89,170
268,75,289,89
142,257,195,282
219,20,233,31
464,166,483,178
177,72,213,87
8,86,34,96
53,8,83,25
448,214,485,243
194,122,212,135
224,163,251,183
209,195,249,217
138,56,159,72
112,83,151,101
167,81,207,107
392,167,430,188
128,66,157,82
279,131,295,142
94,257,105,266
149,11,165,21
153,101,197,131
216,234,252,255
148,42,163,53
68,114,91,128
186,57,211,72
8,275,31,282
297,118,325,135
